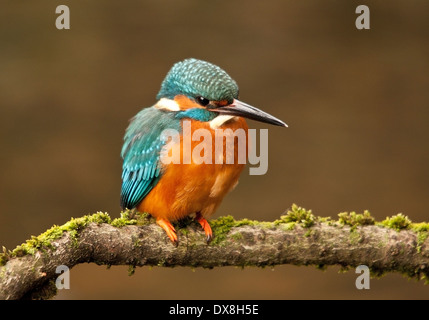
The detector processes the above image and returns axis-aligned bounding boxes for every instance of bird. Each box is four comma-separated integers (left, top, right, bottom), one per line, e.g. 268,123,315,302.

120,58,286,244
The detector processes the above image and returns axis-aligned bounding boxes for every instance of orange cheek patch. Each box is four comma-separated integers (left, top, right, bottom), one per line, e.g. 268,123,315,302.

174,95,204,110
216,100,229,107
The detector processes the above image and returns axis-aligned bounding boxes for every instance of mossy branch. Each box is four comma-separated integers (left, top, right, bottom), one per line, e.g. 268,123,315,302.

1,204,429,300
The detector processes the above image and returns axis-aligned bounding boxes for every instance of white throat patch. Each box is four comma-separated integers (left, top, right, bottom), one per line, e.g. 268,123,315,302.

154,98,180,111
209,115,237,129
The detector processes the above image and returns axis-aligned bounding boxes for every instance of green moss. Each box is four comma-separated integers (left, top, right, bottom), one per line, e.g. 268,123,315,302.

349,229,362,245
0,211,154,265
208,214,280,245
134,211,155,226
157,259,166,267
261,221,276,229
230,232,243,241
0,212,111,265
0,255,7,267
411,222,429,233
275,204,316,228
338,266,350,273
234,218,259,227
338,210,375,230
281,222,296,231
319,216,333,224
416,231,428,251
0,246,10,267
128,265,136,276
111,211,137,228
380,213,411,231
64,212,111,230
207,204,316,245
209,215,236,245
179,227,189,236
410,222,429,253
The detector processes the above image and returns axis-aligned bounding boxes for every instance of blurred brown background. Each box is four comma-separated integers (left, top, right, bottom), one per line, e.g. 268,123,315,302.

1,0,429,299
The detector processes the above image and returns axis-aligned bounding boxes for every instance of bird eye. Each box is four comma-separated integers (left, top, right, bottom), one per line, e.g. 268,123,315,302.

196,96,210,106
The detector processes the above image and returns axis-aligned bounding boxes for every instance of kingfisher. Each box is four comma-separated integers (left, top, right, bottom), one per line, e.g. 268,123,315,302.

121,58,286,244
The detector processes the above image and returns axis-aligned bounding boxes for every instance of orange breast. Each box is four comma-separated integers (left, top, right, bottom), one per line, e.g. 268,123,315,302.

137,116,249,222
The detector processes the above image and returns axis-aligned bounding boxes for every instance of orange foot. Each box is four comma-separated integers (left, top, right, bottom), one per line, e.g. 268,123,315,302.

156,218,178,244
195,212,213,243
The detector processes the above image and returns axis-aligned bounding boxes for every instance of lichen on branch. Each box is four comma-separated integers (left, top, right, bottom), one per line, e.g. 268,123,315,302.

1,204,429,300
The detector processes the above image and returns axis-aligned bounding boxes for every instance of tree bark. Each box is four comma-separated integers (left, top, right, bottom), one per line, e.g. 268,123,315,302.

1,216,428,299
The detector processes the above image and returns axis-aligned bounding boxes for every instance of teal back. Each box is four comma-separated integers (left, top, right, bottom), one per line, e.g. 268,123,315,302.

120,107,181,209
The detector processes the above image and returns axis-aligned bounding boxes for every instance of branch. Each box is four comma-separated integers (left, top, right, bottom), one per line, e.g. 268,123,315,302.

1,205,429,299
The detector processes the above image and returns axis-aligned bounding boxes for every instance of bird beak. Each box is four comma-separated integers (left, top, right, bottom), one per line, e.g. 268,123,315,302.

213,99,287,127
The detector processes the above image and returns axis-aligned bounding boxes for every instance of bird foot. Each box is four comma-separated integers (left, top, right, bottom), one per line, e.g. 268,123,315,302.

195,213,213,243
156,218,178,245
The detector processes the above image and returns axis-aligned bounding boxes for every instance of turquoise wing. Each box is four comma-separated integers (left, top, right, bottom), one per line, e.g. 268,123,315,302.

120,107,180,209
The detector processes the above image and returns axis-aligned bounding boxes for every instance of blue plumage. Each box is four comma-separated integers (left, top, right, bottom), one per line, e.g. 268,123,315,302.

120,107,181,209
175,108,217,122
156,58,239,103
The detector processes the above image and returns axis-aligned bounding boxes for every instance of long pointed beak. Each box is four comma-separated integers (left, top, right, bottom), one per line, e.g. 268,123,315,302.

213,99,287,127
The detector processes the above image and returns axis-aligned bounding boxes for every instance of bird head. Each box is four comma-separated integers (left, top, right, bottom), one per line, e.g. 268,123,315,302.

155,58,287,127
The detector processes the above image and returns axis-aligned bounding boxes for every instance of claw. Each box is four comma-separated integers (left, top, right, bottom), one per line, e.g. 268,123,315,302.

156,218,178,244
195,212,213,243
